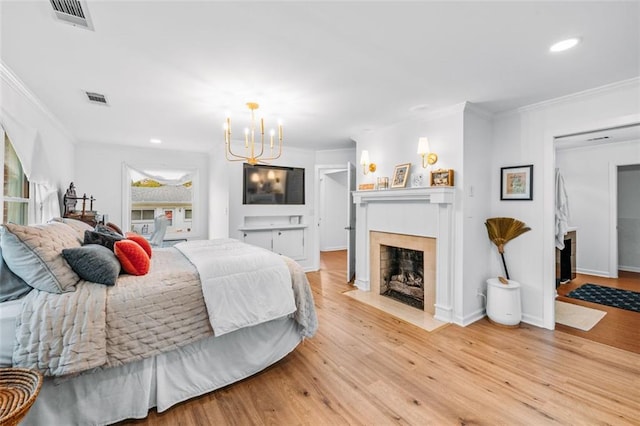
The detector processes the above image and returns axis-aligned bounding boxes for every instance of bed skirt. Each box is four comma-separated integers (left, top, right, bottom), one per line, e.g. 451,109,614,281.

22,316,301,426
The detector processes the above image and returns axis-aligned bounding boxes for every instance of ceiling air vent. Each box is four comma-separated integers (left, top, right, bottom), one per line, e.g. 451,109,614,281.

85,91,108,105
586,136,610,142
50,0,94,30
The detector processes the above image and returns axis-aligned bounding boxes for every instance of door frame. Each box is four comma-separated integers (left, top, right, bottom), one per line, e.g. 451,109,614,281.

313,164,348,271
546,114,640,329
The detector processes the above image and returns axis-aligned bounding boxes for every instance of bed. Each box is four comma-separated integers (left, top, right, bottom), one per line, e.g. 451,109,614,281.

0,220,317,425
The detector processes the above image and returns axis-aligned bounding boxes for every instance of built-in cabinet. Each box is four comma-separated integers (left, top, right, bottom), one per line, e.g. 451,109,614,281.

239,215,307,260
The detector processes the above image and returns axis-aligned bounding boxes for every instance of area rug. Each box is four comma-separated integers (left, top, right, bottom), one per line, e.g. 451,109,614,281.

555,300,607,331
566,283,640,313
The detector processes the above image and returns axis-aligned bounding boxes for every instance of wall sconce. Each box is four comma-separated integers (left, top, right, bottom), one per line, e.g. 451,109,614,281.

417,137,438,168
360,150,377,174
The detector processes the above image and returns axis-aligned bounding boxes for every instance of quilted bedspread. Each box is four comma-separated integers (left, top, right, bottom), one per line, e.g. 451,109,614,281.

12,239,317,377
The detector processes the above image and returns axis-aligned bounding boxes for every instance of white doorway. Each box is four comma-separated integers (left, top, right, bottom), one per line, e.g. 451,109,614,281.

315,163,356,280
554,123,640,279
617,164,640,274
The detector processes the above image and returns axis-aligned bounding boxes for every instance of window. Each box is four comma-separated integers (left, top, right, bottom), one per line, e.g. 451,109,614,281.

124,165,197,237
2,134,30,225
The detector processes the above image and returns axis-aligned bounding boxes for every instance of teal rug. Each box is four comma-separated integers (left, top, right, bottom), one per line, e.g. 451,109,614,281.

566,284,640,313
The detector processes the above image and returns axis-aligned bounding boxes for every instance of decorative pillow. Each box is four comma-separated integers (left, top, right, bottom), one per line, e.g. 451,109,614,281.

0,245,32,302
0,222,81,293
105,222,124,236
125,232,153,258
114,240,150,276
49,217,95,243
84,230,124,251
62,244,121,286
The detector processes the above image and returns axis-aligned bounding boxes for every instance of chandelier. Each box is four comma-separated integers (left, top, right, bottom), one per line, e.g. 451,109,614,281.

224,102,283,165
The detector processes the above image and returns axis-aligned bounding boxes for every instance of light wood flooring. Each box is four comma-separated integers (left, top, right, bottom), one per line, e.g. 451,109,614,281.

121,251,639,425
556,271,640,353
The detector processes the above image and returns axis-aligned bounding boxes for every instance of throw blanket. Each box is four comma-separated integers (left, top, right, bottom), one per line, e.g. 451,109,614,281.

175,239,296,336
13,240,316,376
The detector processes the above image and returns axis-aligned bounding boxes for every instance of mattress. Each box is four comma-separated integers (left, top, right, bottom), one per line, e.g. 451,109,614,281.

0,298,23,366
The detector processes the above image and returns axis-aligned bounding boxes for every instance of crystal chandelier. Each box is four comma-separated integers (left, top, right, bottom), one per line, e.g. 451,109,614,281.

224,102,283,165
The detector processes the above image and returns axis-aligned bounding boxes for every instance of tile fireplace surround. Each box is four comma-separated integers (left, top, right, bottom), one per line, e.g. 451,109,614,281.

353,187,455,324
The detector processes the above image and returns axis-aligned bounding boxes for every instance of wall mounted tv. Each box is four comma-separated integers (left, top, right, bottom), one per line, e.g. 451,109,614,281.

243,163,305,205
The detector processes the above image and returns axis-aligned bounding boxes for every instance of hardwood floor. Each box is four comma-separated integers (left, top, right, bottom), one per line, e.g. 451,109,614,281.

556,271,640,353
121,251,640,425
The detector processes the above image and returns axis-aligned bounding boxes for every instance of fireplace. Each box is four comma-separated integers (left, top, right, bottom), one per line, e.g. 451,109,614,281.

380,245,424,310
352,186,454,323
370,231,436,315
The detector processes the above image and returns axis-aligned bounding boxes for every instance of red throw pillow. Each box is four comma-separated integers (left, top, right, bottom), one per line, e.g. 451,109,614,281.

125,232,153,258
114,240,150,276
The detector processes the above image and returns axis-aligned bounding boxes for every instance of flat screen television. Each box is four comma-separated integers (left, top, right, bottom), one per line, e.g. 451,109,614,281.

243,163,305,205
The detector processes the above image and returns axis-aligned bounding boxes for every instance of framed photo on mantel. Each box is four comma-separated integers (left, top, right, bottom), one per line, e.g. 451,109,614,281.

500,164,533,200
391,163,411,188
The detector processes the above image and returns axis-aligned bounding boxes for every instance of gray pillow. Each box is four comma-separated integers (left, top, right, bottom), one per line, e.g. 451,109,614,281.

62,244,121,286
0,222,81,293
0,245,32,302
84,230,124,251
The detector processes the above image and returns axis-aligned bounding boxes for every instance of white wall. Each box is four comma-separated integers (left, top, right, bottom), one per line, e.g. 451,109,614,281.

1,63,75,206
208,152,229,239
556,140,640,276
460,106,494,324
618,163,640,272
492,77,640,329
227,146,317,270
75,142,210,240
319,170,348,251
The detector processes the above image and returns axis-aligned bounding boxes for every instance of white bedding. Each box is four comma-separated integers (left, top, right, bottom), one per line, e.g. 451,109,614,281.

176,239,296,336
22,317,301,426
0,298,23,365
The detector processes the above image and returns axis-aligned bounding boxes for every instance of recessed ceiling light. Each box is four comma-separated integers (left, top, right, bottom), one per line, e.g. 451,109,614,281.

150,138,162,144
549,37,581,53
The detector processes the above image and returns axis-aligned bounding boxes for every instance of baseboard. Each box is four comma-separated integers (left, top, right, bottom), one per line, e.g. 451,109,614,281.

320,246,347,252
458,308,486,326
576,268,611,278
619,265,640,273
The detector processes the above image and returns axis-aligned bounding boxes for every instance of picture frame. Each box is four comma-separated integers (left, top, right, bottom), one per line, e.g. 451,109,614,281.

429,169,454,187
391,163,411,188
500,164,533,200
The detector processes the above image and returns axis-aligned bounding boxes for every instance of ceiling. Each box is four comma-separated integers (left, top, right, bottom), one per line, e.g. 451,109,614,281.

1,1,638,153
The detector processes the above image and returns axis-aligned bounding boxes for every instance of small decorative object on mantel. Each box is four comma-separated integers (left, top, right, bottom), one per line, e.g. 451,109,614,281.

358,183,375,191
430,169,454,187
391,163,411,188
500,164,533,200
376,177,389,190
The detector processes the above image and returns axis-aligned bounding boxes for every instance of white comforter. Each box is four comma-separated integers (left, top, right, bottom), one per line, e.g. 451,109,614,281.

13,239,316,377
175,239,296,336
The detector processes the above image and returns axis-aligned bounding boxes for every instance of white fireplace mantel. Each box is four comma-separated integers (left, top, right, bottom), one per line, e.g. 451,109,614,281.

353,187,454,205
353,185,455,324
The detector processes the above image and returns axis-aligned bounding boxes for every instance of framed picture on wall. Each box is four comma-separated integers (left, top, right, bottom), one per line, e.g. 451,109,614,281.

500,164,533,200
391,163,411,188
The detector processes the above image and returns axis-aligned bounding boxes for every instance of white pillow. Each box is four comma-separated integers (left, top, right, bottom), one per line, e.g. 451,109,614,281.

0,222,81,293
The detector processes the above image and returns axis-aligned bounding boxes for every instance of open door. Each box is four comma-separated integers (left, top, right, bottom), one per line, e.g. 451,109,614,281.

346,161,356,282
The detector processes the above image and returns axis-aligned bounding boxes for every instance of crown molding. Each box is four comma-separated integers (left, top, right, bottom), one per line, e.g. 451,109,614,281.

0,61,77,144
495,77,640,119
463,102,494,120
